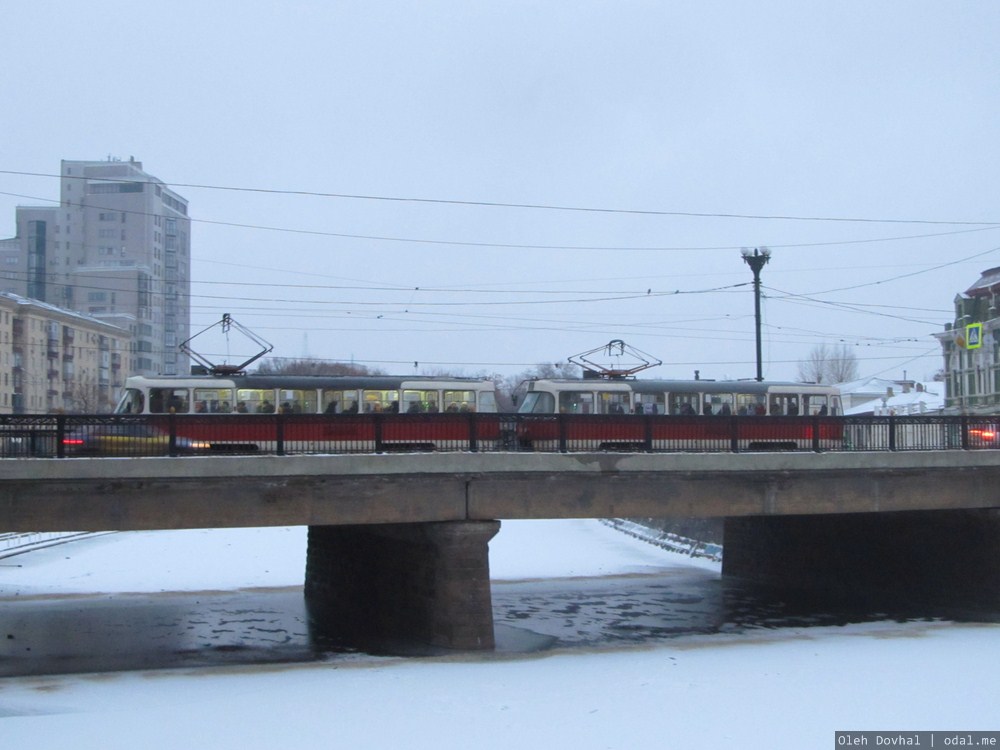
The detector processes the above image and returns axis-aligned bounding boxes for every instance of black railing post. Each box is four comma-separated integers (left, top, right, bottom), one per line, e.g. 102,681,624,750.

56,414,66,458
644,415,654,453
888,414,896,451
373,413,384,453
730,416,739,453
558,414,568,453
812,415,821,453
168,411,178,457
468,412,479,452
275,413,285,455
961,414,970,450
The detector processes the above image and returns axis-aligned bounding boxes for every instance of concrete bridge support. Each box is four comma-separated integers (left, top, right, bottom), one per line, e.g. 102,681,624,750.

722,509,1000,602
304,520,501,653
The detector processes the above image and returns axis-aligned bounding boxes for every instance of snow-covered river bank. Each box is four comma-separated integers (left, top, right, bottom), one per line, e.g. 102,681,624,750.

1,520,997,748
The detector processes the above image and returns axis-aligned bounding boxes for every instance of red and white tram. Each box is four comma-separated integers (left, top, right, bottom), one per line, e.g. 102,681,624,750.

515,377,843,451
114,373,499,453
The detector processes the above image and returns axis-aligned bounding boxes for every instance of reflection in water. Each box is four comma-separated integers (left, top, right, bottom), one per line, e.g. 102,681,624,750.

0,589,315,677
2,569,997,677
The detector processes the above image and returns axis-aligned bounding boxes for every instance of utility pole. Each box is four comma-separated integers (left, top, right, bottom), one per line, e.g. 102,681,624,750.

741,247,771,382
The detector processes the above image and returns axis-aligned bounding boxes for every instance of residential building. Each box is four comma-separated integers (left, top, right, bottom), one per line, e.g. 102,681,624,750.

933,266,1000,413
1,157,190,376
0,292,129,413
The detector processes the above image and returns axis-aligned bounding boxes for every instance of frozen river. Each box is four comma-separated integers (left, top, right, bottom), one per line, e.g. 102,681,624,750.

2,521,996,676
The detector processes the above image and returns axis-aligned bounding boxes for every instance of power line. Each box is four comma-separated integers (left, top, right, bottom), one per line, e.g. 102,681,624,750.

3,170,999,226
4,186,1000,259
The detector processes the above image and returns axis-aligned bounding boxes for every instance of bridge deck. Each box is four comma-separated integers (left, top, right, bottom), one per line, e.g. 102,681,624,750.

3,451,1000,533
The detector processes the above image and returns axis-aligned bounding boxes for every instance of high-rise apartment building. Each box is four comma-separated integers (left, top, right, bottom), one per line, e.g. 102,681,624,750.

1,157,190,376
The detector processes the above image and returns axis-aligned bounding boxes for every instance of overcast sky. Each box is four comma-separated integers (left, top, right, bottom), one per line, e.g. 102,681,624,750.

3,1,999,382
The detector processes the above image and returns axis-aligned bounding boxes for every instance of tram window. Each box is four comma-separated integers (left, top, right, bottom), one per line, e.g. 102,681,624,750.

402,389,440,413
633,393,664,415
478,390,497,413
597,391,630,415
322,389,360,414
668,393,699,415
194,388,234,413
276,389,316,414
769,394,800,416
737,394,767,416
150,387,188,414
237,389,276,413
362,389,399,413
117,388,145,414
802,395,831,416
443,390,476,412
559,391,593,414
705,394,734,416
517,391,555,414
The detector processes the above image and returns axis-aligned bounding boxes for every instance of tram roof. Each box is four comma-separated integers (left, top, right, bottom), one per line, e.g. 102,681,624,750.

124,374,495,390
526,378,836,394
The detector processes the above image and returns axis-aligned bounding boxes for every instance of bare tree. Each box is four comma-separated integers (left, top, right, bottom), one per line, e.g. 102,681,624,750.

64,381,120,413
499,362,582,409
797,343,859,384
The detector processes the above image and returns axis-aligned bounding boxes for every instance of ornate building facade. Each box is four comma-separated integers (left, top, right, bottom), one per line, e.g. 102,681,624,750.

934,266,1000,413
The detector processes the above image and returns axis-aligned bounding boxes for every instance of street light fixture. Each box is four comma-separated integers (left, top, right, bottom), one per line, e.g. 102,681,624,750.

741,247,771,382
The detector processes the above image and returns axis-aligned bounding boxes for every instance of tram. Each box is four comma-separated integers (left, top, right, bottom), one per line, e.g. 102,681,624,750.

515,377,843,451
116,374,498,416
114,373,500,453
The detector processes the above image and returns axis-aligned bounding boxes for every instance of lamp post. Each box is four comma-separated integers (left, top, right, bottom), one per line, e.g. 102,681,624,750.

741,247,771,382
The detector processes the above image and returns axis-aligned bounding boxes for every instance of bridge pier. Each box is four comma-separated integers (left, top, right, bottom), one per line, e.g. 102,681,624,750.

304,520,501,653
722,509,1000,601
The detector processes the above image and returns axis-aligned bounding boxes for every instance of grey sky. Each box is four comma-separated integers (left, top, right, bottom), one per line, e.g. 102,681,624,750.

3,1,999,381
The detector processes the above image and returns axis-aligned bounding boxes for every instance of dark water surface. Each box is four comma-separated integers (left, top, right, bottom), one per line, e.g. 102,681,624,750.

2,565,996,677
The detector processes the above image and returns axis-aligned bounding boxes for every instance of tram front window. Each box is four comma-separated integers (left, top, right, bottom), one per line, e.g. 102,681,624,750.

517,392,555,414
116,388,145,414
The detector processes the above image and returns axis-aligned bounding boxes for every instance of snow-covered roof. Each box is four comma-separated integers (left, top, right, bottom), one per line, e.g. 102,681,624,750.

836,376,902,396
844,383,945,415
965,266,1000,296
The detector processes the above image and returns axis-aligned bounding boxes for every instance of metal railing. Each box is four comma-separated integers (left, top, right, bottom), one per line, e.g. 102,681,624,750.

0,413,997,458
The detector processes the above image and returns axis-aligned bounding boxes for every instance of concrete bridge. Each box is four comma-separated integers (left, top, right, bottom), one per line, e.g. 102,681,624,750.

3,450,1000,652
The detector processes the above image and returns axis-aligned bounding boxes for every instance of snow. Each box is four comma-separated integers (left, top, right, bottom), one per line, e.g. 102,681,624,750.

1,520,998,748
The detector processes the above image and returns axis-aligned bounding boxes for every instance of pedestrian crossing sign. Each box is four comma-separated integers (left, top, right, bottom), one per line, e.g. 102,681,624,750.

966,322,983,349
